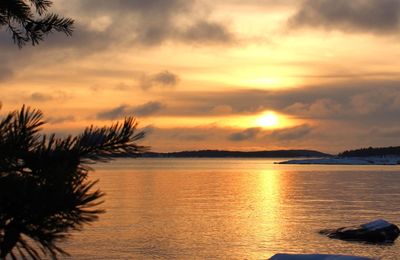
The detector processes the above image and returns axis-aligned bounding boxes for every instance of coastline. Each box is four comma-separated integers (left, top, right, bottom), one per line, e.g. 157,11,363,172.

278,156,400,165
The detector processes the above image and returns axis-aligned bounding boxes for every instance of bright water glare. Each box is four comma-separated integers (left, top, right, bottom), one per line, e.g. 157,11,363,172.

61,159,400,259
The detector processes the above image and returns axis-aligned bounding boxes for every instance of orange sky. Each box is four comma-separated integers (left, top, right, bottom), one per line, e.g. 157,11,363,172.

2,0,400,153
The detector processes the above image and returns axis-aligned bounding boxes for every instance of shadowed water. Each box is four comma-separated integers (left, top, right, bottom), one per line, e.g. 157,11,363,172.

61,159,400,259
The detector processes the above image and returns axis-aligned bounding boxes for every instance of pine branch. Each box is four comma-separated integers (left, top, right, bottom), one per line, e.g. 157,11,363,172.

76,117,148,163
0,0,74,47
0,106,148,258
28,0,52,16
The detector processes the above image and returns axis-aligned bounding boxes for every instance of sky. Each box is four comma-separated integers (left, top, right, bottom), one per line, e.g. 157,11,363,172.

1,0,400,153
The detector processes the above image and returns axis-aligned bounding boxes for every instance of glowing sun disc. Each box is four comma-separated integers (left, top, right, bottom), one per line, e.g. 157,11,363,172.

257,112,279,127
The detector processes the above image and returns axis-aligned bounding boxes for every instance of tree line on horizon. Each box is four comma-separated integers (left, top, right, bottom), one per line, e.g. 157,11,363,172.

338,146,400,158
142,149,331,158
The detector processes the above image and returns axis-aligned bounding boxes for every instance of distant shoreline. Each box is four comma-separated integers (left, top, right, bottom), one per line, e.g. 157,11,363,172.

132,146,400,163
139,149,331,158
279,156,400,165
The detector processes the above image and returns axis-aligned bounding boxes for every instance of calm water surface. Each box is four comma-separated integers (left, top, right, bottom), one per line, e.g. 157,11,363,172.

61,159,400,259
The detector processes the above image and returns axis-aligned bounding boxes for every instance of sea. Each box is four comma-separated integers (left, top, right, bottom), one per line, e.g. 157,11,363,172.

60,158,400,259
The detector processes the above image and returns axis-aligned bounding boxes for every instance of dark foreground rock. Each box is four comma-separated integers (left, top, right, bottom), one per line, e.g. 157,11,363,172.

270,254,373,260
320,219,400,243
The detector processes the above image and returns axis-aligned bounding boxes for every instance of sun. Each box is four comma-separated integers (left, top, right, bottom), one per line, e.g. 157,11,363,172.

256,112,279,128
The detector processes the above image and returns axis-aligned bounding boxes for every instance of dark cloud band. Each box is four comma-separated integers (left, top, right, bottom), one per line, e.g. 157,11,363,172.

289,0,400,34
97,101,164,120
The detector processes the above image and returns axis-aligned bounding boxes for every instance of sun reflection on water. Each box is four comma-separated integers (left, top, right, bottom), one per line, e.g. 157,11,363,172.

60,159,400,259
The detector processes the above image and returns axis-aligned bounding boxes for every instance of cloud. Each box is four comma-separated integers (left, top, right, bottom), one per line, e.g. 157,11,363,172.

114,82,133,91
140,71,180,90
166,129,208,141
289,0,400,34
285,98,343,118
229,127,262,141
63,0,235,48
166,89,276,116
0,1,227,87
141,125,321,152
370,127,400,138
139,122,400,153
47,116,76,125
228,0,296,9
270,124,312,141
163,80,400,123
0,0,236,59
140,125,156,135
211,105,233,115
28,91,71,102
179,20,235,44
97,105,128,120
280,83,400,122
97,101,164,120
30,92,54,102
229,124,312,143
133,101,164,116
152,71,179,86
0,66,14,82
87,16,113,32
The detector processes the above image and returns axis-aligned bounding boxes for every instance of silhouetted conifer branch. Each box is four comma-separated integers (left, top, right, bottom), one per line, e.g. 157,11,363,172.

0,0,74,47
0,106,148,259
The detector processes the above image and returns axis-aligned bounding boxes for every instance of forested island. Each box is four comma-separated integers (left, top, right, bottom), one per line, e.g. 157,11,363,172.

141,149,331,158
338,146,400,157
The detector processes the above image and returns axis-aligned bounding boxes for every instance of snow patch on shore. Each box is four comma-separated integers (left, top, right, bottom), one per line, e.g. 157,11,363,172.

279,156,400,165
270,253,373,260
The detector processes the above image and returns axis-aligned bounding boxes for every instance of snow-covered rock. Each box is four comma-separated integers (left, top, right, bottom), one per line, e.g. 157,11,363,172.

278,156,400,165
361,219,391,231
320,219,400,243
270,254,373,260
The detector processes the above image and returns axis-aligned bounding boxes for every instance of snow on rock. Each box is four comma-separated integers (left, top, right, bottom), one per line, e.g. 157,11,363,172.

361,219,391,231
320,219,400,243
269,254,373,260
278,156,400,165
